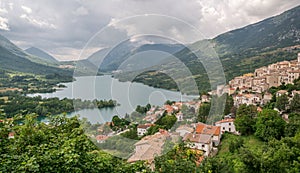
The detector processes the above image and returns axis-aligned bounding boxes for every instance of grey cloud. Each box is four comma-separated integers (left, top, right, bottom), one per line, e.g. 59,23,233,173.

0,0,299,60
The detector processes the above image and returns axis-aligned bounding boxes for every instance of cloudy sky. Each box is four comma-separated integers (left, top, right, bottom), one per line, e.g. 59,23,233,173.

0,0,299,61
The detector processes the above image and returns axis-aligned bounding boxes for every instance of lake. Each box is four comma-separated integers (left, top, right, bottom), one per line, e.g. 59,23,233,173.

29,75,198,124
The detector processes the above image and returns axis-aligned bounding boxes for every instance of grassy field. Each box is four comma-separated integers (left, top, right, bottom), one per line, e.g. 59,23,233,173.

217,133,264,156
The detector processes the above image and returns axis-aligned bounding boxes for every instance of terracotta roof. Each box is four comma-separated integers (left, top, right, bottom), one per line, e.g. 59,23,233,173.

195,123,220,136
128,130,168,163
96,135,109,141
164,105,174,113
176,125,194,133
215,118,235,124
183,133,211,144
137,124,154,129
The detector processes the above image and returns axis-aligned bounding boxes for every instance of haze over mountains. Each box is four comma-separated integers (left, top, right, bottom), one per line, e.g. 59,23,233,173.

0,5,300,92
83,43,185,72
25,47,58,63
81,5,300,74
114,5,300,93
0,34,71,76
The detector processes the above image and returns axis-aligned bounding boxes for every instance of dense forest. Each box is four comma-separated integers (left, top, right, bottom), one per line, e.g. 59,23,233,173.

0,92,117,118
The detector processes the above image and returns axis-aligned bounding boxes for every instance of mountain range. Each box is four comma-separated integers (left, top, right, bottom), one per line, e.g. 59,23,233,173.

0,34,71,76
113,5,300,94
0,5,300,93
25,47,58,63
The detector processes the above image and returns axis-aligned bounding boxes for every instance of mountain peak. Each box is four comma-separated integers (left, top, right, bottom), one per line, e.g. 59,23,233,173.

213,4,300,55
25,47,58,62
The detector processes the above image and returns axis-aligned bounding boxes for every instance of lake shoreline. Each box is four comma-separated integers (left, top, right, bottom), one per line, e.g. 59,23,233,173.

28,75,198,124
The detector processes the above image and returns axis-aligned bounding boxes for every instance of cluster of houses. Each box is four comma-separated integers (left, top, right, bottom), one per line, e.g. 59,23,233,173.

95,100,202,142
142,101,201,124
222,53,300,107
94,97,240,163
129,117,237,163
229,53,300,94
95,53,300,164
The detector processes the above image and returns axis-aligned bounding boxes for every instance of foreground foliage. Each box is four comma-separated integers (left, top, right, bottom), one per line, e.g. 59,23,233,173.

0,115,148,172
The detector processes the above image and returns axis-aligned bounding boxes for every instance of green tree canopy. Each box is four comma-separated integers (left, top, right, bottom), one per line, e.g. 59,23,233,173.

275,94,289,112
234,104,257,135
285,113,300,137
290,94,300,113
255,109,286,141
0,114,149,172
197,102,211,123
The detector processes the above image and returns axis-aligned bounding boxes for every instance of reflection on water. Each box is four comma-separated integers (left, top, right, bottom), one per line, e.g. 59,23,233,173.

29,75,198,124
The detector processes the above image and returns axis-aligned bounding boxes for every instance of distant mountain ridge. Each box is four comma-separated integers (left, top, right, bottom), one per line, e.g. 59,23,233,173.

25,47,58,63
0,34,72,76
78,35,185,73
213,5,300,55
114,5,300,94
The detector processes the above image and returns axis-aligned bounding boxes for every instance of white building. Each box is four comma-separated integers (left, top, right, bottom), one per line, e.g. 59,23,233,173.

137,124,153,136
233,94,262,107
176,112,184,121
195,123,221,146
215,119,238,135
183,133,213,156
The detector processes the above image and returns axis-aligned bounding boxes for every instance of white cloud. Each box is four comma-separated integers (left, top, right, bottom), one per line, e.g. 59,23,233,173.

21,5,32,14
0,17,9,30
8,3,13,10
50,46,100,61
0,0,299,60
0,7,8,14
20,14,56,29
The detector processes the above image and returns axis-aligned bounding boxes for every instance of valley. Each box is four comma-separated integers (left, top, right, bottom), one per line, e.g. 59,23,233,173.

0,3,300,172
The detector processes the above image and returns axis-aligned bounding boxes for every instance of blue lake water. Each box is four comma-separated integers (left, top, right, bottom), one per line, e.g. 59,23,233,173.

30,75,198,124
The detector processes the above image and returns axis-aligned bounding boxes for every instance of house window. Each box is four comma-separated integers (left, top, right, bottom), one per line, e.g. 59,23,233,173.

229,128,231,132
223,127,225,130
229,123,231,126
202,145,205,148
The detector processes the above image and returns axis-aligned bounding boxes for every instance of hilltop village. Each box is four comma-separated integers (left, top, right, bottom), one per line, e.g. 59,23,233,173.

226,53,300,107
92,53,300,164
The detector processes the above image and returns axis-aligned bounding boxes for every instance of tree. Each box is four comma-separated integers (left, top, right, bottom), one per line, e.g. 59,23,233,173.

197,102,211,123
285,113,300,137
155,113,177,130
275,94,289,112
111,115,130,131
0,114,149,172
135,104,151,114
290,94,300,113
165,100,175,105
224,95,234,115
255,109,286,141
154,143,201,173
234,104,257,135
